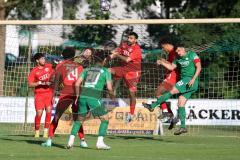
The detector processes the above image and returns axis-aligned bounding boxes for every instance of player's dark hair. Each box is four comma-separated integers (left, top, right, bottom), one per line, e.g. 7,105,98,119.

93,50,106,63
62,47,75,59
128,32,138,39
159,37,173,45
175,42,185,48
33,52,45,61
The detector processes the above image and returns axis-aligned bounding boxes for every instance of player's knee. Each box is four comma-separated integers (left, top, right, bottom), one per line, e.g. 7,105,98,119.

170,87,179,95
178,96,187,106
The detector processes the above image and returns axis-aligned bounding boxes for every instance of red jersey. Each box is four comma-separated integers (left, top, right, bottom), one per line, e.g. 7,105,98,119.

55,60,84,95
117,42,142,72
165,49,179,79
28,63,54,94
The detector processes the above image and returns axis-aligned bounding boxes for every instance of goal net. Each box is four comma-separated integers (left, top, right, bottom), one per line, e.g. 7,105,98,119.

0,19,239,137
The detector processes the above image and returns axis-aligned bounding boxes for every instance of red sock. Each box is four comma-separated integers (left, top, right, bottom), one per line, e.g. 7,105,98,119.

44,112,51,129
48,118,58,138
130,105,135,115
161,102,168,111
78,125,85,139
35,115,42,130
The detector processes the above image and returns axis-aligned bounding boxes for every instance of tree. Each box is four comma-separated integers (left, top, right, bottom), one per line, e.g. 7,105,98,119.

69,0,116,45
0,0,44,96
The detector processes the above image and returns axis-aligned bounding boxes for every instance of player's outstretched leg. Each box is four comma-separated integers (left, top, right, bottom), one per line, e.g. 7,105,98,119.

96,120,110,150
143,92,173,111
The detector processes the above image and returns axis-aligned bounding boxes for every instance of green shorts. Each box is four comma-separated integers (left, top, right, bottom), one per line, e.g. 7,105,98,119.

175,77,198,99
77,96,108,117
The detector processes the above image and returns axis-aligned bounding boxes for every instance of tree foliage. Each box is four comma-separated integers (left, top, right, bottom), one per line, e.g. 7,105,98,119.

69,0,116,45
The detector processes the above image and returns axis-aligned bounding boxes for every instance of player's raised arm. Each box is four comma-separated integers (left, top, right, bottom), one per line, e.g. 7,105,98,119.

157,59,177,71
188,55,202,87
109,49,131,62
75,76,83,97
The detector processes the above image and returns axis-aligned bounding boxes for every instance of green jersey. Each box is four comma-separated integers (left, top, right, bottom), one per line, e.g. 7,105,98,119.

80,65,112,99
173,51,200,78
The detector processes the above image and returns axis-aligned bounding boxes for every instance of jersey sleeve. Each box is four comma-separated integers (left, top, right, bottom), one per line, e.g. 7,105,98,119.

28,69,35,83
116,42,124,53
191,52,201,64
105,69,112,82
79,69,88,80
77,66,84,74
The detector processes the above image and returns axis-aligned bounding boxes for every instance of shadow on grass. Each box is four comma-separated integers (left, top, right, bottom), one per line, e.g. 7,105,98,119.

107,135,172,142
0,136,96,150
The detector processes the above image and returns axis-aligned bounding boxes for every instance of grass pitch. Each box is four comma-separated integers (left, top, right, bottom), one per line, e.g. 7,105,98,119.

0,124,240,160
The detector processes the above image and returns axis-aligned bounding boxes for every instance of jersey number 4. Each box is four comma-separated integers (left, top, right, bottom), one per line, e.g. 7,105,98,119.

67,68,78,81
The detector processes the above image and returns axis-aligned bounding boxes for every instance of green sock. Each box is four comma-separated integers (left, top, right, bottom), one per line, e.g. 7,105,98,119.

178,107,186,128
151,92,172,108
71,121,82,136
98,120,109,137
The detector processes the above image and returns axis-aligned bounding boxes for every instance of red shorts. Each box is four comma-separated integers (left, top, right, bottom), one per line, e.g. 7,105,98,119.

34,92,53,110
162,72,178,91
110,67,141,92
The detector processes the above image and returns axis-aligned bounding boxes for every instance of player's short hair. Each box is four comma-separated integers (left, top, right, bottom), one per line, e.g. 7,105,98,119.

128,32,138,39
33,52,45,61
175,42,185,48
93,50,106,63
62,47,75,59
159,37,173,45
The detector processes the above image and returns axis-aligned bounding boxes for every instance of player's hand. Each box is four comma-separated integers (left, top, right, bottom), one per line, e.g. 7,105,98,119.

156,59,164,65
156,60,162,65
74,96,79,106
45,82,52,86
110,50,118,59
188,78,195,87
37,81,44,85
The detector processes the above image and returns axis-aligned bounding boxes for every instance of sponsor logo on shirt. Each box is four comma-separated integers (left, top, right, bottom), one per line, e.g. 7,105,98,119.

179,61,189,67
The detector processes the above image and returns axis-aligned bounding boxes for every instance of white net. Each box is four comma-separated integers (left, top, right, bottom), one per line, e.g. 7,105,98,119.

0,21,240,137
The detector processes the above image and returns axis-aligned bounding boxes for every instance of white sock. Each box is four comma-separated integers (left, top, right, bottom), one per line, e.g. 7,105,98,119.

44,128,48,132
68,135,75,146
162,108,168,113
97,136,104,144
47,138,52,142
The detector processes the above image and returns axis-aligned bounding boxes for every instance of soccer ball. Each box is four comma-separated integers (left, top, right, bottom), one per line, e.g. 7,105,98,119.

100,0,111,11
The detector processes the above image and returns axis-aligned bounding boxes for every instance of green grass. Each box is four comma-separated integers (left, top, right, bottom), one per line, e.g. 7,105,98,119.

0,124,240,160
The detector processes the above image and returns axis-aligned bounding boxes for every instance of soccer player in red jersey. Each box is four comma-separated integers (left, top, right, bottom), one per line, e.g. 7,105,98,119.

41,47,92,148
109,32,142,123
156,38,179,126
28,53,54,138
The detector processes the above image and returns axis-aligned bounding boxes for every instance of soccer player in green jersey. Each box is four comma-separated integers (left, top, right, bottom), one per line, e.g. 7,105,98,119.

66,51,114,149
143,44,201,135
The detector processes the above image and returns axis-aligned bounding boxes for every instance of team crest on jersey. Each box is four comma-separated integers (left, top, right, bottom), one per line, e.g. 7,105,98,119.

45,68,49,72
